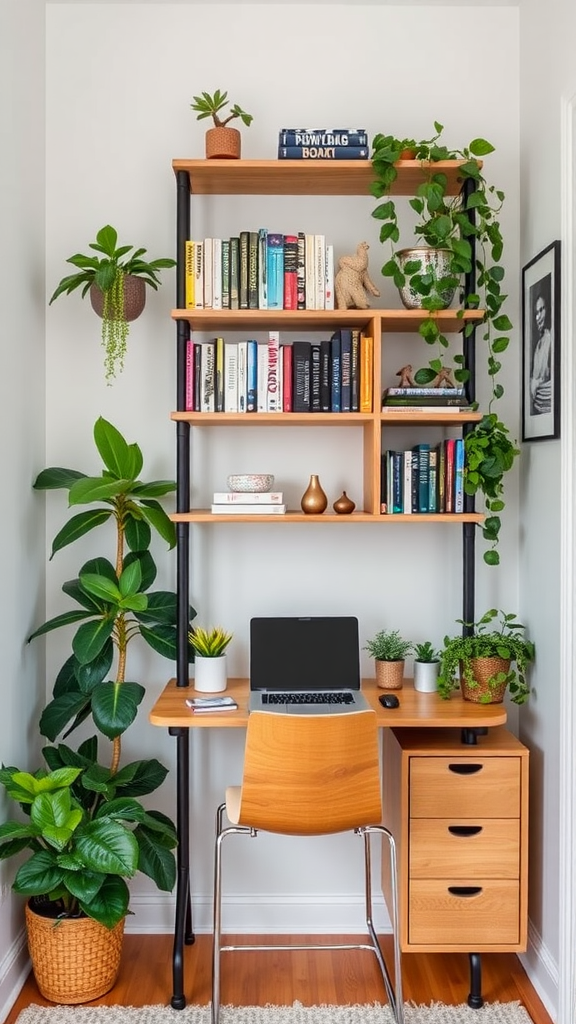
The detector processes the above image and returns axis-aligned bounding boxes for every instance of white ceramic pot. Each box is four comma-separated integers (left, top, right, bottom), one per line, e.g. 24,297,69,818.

413,660,440,693
194,655,227,693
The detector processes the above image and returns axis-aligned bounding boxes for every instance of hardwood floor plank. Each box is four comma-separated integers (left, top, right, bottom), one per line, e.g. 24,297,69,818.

4,934,553,1024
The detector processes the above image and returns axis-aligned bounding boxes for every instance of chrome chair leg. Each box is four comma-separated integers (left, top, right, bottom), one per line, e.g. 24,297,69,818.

361,825,404,1024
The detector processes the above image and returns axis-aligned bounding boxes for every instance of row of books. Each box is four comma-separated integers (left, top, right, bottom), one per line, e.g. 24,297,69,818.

184,232,334,311
381,440,466,515
185,329,374,414
382,387,473,416
211,491,286,516
277,127,369,161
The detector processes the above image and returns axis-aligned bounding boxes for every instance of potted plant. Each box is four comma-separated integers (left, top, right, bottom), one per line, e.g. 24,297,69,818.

190,89,253,159
189,625,233,693
370,122,517,565
437,608,535,705
413,640,440,693
364,629,413,691
1,417,197,1003
48,225,176,385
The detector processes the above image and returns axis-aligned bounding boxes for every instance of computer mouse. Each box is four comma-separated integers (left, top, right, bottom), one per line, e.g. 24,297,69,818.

379,693,400,709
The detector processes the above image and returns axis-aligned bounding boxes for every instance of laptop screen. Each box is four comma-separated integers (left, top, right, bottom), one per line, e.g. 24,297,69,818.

250,616,360,693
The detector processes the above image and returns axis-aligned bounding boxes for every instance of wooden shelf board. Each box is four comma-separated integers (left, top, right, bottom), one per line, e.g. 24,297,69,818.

170,511,484,524
171,411,374,426
172,159,475,197
380,411,482,424
171,308,483,332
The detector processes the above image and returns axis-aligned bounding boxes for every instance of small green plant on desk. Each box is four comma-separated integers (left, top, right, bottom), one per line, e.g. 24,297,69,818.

413,641,440,663
437,608,535,704
188,626,233,657
365,629,413,661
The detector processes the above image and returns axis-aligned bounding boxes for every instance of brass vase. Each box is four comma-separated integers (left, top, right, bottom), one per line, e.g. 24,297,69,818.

301,474,328,514
333,491,355,514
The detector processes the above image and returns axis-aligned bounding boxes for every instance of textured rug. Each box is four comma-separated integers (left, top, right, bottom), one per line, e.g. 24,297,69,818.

15,1002,534,1024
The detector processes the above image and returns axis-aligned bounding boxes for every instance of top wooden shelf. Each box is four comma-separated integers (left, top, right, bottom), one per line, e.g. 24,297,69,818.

172,159,473,197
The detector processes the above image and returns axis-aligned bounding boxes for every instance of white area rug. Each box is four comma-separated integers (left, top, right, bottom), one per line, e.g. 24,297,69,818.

15,1002,534,1024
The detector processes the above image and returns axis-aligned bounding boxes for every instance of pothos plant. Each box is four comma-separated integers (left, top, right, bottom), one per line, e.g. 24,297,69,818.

370,122,517,565
0,417,197,927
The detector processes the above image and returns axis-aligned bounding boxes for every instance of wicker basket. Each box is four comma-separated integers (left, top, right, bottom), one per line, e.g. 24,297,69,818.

375,659,404,690
460,656,510,704
90,275,146,323
25,903,125,1004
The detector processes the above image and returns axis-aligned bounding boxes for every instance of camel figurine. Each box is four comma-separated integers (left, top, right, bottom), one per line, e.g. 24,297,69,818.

335,242,380,310
396,364,416,388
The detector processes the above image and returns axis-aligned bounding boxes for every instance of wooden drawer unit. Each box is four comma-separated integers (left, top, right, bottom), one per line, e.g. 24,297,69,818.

381,726,529,953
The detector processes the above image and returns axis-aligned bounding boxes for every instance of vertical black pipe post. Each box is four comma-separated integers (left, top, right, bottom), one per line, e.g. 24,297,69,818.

171,169,193,1010
468,952,484,1008
462,173,477,633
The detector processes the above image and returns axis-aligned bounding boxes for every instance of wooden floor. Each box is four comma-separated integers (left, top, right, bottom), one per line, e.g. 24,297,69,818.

5,934,553,1024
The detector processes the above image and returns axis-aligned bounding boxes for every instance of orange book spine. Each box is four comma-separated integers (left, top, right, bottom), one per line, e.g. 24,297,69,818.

360,333,373,412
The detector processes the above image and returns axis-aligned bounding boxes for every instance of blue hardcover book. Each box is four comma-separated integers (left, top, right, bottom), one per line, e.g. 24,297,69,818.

246,340,258,413
266,233,284,309
278,145,369,160
330,331,341,413
340,328,352,412
390,451,403,514
320,339,331,411
292,341,311,412
279,130,368,147
414,443,431,512
454,438,465,512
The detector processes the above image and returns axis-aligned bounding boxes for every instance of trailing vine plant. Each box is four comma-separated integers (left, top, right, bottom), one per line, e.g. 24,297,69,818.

370,122,517,565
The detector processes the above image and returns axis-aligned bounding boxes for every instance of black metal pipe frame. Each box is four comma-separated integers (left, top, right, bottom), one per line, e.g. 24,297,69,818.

172,170,193,1009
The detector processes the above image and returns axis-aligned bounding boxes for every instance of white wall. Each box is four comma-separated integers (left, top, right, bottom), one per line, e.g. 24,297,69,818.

518,1,576,1019
0,0,47,1013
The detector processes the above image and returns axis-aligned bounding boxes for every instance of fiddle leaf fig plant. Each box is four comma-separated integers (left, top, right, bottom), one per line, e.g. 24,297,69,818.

1,417,198,926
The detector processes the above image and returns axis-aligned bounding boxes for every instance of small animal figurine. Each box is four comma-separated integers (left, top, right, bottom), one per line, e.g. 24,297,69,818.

335,242,380,310
430,366,456,389
396,364,416,388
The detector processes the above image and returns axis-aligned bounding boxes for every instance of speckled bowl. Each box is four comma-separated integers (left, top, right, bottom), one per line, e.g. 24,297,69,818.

227,474,274,493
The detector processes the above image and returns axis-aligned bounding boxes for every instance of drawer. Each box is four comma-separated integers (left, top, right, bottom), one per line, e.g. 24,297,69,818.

410,818,520,878
410,756,521,818
409,878,519,945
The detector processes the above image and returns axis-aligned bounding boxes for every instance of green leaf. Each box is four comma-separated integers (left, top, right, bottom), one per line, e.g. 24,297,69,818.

50,510,112,557
135,827,176,891
124,516,151,553
33,468,86,491
469,138,495,157
93,417,141,480
28,610,93,643
13,849,64,896
91,681,145,739
68,476,134,505
484,550,500,566
131,480,177,499
72,616,116,665
80,571,122,604
139,622,179,660
40,692,92,741
124,550,156,592
139,500,176,549
119,559,142,598
75,819,138,876
135,590,178,626
80,875,130,929
113,758,169,797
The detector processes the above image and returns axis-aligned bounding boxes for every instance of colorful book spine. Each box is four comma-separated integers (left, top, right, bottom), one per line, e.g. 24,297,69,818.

360,333,373,412
350,329,360,412
214,336,224,413
384,387,466,397
428,446,438,513
282,344,293,412
185,339,194,411
246,339,258,413
278,130,368,147
437,441,446,513
340,328,352,412
415,443,431,513
185,241,195,309
248,231,259,309
267,331,281,412
212,238,222,310
444,439,456,513
292,341,311,412
454,438,465,512
193,241,203,309
200,341,216,413
315,235,326,309
310,343,321,412
257,343,268,412
224,342,238,413
390,451,403,514
403,451,413,515
266,233,284,309
320,339,331,412
380,454,388,514
278,145,369,160
239,231,249,310
305,234,316,309
229,237,240,310
193,342,202,412
283,234,298,310
330,331,341,413
258,228,268,309
203,238,213,308
325,244,334,310
297,232,306,310
237,340,247,414
221,239,230,310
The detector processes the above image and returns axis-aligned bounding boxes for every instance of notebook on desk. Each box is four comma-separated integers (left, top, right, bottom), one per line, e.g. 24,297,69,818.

249,615,370,715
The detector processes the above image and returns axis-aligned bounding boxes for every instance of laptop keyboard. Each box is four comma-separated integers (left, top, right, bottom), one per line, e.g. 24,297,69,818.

262,692,355,705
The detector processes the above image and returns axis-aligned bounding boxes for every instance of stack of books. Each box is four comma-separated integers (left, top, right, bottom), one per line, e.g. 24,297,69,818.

381,439,466,515
211,491,286,515
277,128,369,161
381,387,472,414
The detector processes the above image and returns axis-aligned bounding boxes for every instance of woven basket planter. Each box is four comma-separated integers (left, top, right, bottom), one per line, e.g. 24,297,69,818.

25,902,125,1004
205,126,241,159
460,656,510,704
89,275,146,323
375,659,405,690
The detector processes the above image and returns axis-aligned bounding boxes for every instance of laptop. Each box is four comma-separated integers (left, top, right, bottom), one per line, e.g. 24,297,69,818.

249,615,370,715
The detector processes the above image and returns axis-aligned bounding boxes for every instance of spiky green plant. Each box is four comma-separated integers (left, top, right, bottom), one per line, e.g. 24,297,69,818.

188,626,233,658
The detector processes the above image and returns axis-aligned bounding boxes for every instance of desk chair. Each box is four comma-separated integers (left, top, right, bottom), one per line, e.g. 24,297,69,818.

212,710,404,1024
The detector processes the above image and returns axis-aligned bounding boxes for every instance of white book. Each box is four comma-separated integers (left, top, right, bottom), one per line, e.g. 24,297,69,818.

325,244,334,310
211,503,286,515
315,234,326,310
403,451,413,514
203,237,213,308
258,228,268,309
257,343,269,412
277,347,284,411
212,491,284,504
193,241,204,309
212,237,222,310
305,234,316,309
224,342,238,413
237,340,248,414
200,342,215,412
267,331,281,411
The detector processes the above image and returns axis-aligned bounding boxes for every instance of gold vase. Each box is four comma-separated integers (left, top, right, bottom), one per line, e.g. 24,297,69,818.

301,474,328,514
333,491,355,514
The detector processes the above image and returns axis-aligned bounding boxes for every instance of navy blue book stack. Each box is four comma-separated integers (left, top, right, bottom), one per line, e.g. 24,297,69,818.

277,128,369,160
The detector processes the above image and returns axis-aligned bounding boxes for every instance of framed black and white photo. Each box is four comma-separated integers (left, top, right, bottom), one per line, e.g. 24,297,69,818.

521,240,561,441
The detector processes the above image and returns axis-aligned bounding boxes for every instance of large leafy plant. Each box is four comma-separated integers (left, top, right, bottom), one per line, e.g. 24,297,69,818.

0,417,196,928
437,608,535,704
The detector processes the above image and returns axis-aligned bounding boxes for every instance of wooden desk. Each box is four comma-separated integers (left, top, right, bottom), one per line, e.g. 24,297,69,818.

150,678,517,1010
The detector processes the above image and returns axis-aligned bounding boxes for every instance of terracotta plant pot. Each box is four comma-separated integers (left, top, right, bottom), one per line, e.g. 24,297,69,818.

460,656,511,703
25,902,125,1004
375,659,405,690
89,275,146,323
205,127,241,159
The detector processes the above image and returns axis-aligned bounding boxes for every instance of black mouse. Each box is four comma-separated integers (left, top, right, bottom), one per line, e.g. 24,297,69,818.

379,693,400,709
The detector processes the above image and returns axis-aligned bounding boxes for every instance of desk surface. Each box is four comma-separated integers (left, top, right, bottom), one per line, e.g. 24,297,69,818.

149,677,507,729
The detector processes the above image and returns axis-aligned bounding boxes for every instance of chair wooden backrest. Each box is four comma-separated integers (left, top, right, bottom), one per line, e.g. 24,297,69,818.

236,710,382,835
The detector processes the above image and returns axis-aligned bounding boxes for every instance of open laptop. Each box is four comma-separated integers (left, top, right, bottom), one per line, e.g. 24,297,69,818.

249,616,370,715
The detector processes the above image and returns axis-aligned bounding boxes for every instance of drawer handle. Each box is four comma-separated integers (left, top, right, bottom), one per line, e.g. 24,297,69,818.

448,763,483,775
448,886,483,898
448,825,483,837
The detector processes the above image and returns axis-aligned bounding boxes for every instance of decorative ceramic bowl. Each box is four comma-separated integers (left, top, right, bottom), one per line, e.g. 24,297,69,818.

227,474,274,493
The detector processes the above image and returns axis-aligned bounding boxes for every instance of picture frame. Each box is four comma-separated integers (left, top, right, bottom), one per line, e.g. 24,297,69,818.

521,240,561,441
